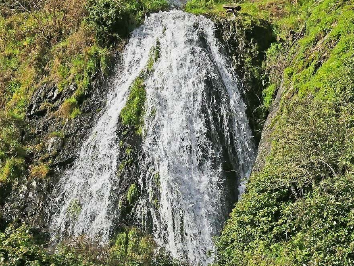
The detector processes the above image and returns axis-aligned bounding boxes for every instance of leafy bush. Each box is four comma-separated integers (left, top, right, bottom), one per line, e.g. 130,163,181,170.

86,0,129,44
86,0,169,45
0,224,102,265
110,227,155,264
110,227,180,266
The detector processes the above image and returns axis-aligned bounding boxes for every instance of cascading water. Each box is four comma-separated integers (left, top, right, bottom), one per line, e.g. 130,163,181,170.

50,9,256,265
136,11,255,264
49,23,159,242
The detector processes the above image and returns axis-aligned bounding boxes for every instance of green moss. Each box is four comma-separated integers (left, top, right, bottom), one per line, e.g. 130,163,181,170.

120,77,147,134
67,199,82,220
127,184,139,205
0,157,25,183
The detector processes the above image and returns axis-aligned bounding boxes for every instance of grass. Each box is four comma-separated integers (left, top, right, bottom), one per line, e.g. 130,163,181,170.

120,77,147,135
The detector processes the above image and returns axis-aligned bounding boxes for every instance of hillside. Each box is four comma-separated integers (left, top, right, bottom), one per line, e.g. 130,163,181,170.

1,0,353,265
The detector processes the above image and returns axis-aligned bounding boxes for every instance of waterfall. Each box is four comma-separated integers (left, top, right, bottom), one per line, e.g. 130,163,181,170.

50,10,256,265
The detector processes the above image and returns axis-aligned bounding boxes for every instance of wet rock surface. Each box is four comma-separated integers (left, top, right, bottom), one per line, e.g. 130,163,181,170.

215,17,275,144
1,71,113,231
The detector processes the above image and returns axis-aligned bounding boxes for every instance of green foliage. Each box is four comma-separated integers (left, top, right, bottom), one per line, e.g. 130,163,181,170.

217,0,354,265
0,224,179,265
86,0,169,45
262,84,276,109
127,184,139,205
110,227,156,265
86,0,129,44
120,77,147,134
110,227,179,266
0,224,104,265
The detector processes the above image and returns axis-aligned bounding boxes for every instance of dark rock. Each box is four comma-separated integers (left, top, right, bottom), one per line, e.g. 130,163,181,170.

214,16,276,144
1,64,115,231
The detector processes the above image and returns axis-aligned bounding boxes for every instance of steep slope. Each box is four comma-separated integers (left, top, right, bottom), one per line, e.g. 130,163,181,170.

216,0,354,265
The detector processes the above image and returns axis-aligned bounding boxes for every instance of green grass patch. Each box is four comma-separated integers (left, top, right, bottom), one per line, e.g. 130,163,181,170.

120,77,147,135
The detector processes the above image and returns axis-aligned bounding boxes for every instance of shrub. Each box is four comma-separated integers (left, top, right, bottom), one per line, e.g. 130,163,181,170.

86,0,129,45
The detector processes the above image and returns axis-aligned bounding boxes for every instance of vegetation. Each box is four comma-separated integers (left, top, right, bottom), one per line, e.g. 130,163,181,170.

110,227,179,265
213,0,354,265
0,224,106,265
127,183,139,205
120,77,147,135
0,224,180,265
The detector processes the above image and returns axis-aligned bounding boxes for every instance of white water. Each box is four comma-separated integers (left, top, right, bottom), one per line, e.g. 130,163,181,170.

136,11,255,265
50,10,255,265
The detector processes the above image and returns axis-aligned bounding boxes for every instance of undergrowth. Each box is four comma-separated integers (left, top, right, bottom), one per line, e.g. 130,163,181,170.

215,0,354,265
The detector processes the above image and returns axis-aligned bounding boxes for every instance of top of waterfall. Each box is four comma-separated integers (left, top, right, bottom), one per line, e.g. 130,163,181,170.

169,0,187,7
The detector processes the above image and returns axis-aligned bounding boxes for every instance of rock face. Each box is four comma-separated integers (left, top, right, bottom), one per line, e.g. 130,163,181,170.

215,16,275,144
0,69,113,232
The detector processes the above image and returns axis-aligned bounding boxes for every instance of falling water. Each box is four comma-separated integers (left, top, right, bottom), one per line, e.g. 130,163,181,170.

136,11,255,264
50,9,256,265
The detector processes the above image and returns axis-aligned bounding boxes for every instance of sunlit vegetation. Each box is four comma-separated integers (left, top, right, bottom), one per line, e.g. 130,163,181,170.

0,224,179,265
215,0,354,265
120,77,147,135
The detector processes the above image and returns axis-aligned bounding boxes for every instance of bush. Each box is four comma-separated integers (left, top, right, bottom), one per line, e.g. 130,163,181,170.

86,0,129,44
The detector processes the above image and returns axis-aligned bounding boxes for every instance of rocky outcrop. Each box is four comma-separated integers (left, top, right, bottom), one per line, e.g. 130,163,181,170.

215,16,275,144
0,67,115,232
